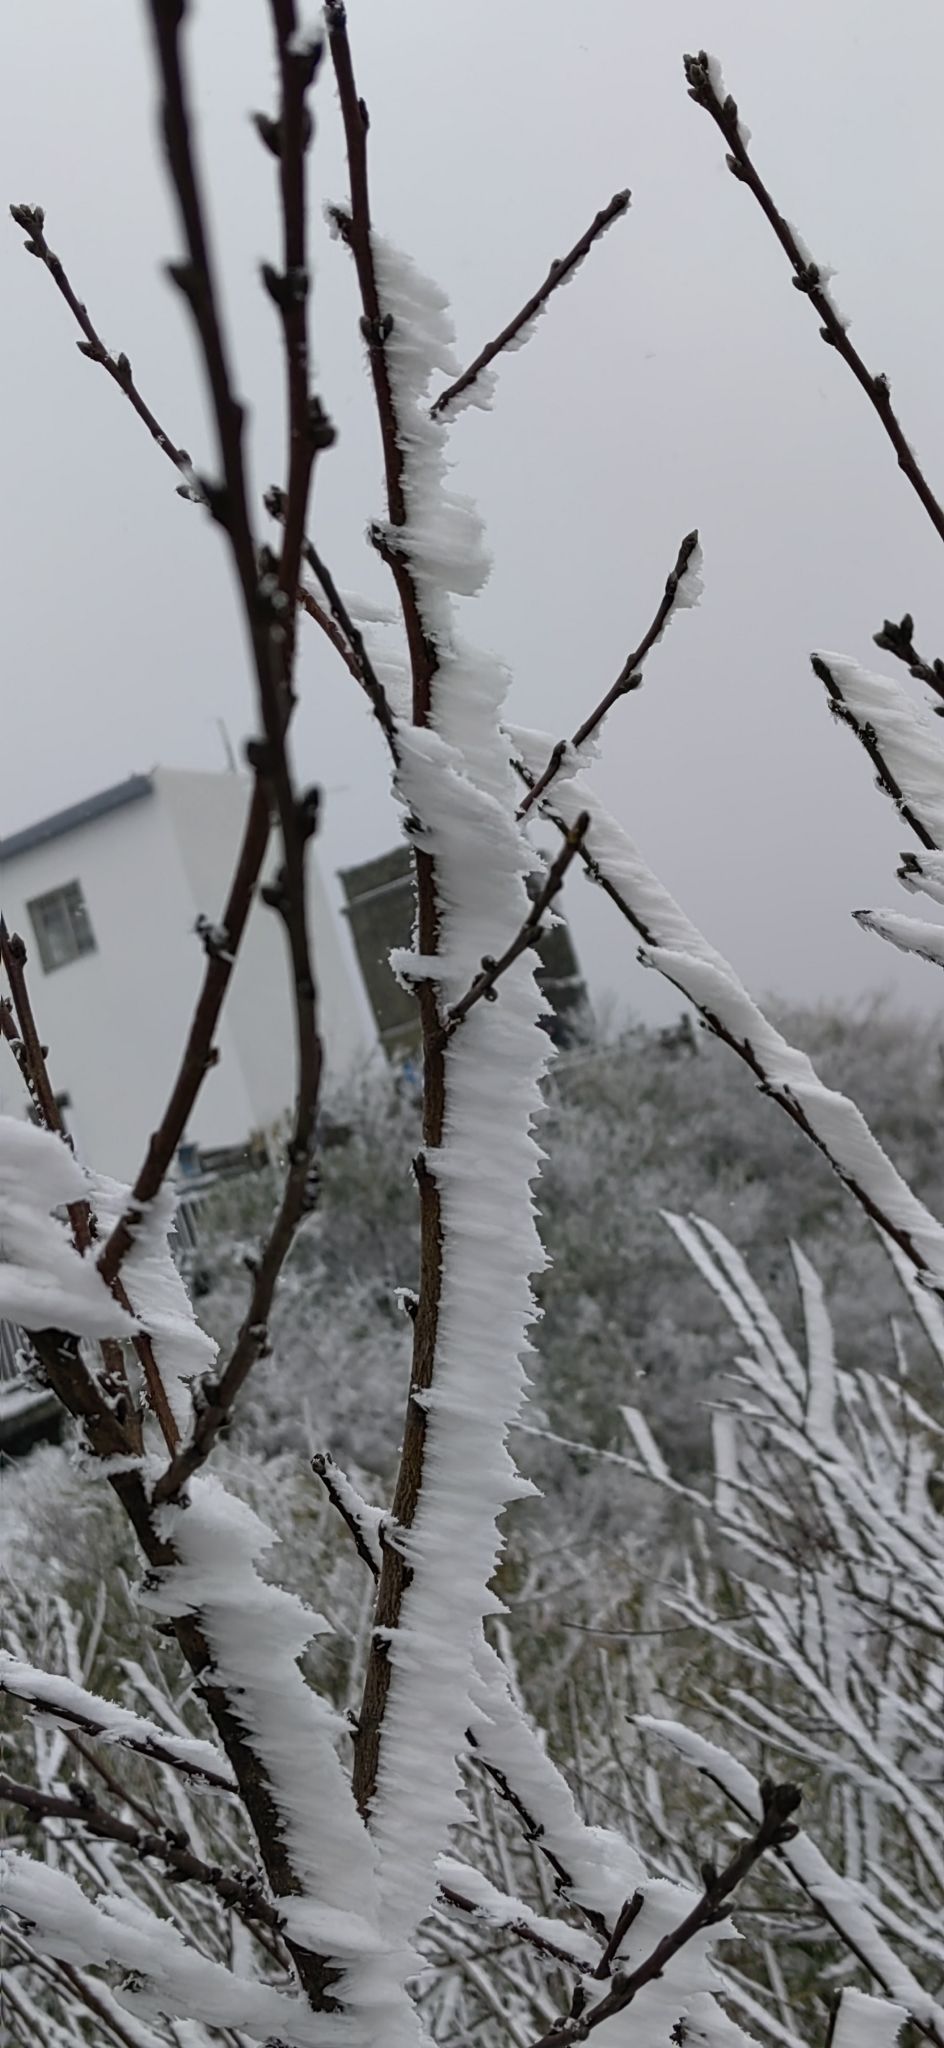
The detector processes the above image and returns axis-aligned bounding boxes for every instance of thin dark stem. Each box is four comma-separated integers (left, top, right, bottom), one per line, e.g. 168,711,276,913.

527,1781,802,2048
444,814,589,1036
873,611,944,712
325,0,448,1820
298,581,363,679
9,203,194,479
518,531,699,820
267,482,400,754
100,0,289,1288
593,1894,644,1979
684,50,944,550
431,188,631,419
133,0,325,1511
324,1,437,714
0,1772,283,1933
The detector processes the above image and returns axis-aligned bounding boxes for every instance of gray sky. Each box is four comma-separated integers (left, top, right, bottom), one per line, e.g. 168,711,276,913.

4,0,944,1030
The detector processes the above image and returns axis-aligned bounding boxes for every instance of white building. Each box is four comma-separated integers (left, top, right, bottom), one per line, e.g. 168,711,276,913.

0,767,371,1181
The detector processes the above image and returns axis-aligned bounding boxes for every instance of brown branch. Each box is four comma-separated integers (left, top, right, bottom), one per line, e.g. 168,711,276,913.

873,611,944,712
147,2,325,1509
527,1780,802,2048
518,530,699,819
102,0,325,1296
444,813,589,1037
811,654,939,852
431,188,631,419
0,1771,283,1933
324,2,436,716
9,203,195,482
684,50,944,551
325,0,450,1820
298,581,363,677
264,3,324,627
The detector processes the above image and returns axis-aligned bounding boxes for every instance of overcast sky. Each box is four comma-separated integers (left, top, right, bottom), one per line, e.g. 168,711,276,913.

3,1,944,1030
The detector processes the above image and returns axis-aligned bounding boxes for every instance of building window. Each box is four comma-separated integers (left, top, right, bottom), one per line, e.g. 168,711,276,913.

27,881,96,973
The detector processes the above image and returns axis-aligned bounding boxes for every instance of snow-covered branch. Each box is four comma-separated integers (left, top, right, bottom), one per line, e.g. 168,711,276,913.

511,729,944,1295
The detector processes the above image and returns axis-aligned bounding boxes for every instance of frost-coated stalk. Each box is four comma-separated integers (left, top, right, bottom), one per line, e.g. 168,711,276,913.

351,240,552,1987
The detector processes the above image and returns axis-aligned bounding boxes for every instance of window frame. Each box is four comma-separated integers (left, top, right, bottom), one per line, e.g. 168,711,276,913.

26,879,97,974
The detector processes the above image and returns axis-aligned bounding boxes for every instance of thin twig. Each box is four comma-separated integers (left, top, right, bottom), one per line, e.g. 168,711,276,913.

684,50,944,550
267,482,400,753
526,1780,802,2047
102,0,325,1299
0,1772,283,1932
326,0,449,1820
150,0,325,1507
873,611,944,712
518,531,699,820
592,1893,645,1979
444,814,589,1037
0,1670,234,1793
324,1,436,714
431,189,631,419
9,203,195,481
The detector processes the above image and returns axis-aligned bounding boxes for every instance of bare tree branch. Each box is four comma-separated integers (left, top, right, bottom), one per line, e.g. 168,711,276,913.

0,1772,283,1934
431,188,631,420
325,0,453,1820
9,202,196,482
518,530,700,820
684,50,944,551
444,814,589,1037
526,1781,802,2048
149,0,327,1506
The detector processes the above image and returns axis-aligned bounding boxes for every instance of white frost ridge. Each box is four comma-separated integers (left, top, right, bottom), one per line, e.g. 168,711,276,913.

0,1117,134,1339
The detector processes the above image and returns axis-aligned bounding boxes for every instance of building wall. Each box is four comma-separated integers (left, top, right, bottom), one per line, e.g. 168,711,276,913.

1,787,254,1180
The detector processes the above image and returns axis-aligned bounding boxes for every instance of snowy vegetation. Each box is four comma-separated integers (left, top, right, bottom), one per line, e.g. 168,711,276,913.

2,13,944,2048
